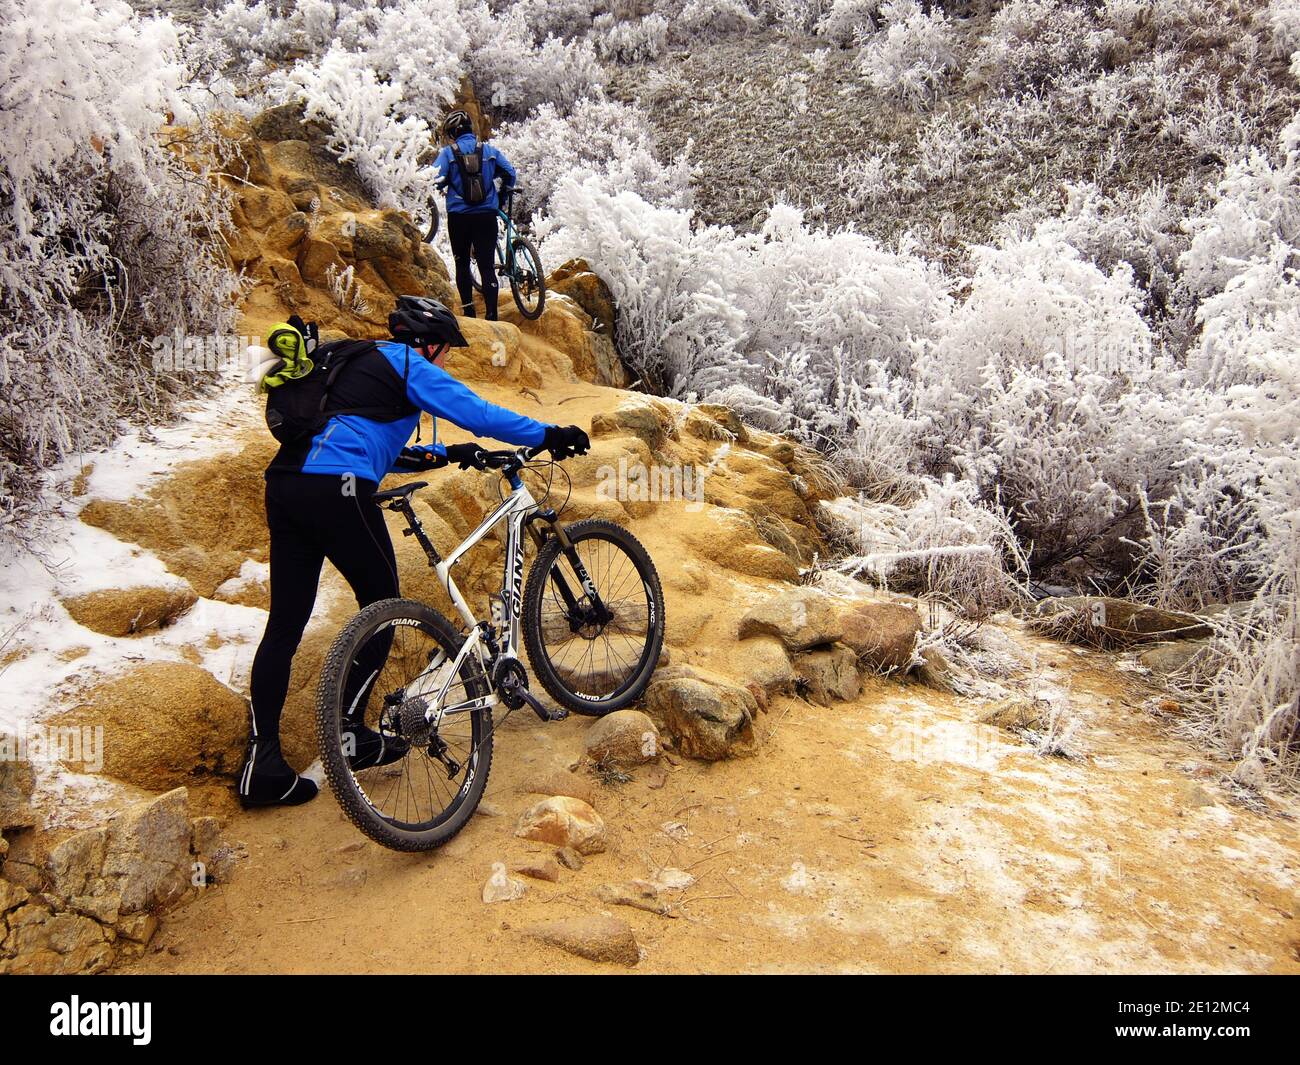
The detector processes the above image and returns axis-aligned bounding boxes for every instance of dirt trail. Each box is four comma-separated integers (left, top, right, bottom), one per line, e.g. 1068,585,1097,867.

120,641,1300,975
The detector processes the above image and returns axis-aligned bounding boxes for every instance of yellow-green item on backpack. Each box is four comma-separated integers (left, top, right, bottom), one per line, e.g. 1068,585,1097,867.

261,321,313,391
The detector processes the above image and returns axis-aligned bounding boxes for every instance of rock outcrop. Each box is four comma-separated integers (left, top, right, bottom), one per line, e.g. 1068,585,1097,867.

55,662,249,791
1,787,236,974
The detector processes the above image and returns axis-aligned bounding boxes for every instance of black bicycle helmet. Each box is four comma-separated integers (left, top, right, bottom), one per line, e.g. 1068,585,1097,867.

388,295,469,348
443,109,473,139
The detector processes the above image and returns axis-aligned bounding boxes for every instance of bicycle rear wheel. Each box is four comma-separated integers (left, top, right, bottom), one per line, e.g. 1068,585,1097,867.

316,598,492,851
523,520,664,716
509,237,546,319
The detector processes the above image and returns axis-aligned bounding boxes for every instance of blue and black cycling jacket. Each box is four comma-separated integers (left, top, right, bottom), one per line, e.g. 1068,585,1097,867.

265,341,549,484
433,133,517,215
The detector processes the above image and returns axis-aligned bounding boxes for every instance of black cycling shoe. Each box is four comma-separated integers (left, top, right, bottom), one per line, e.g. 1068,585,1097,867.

344,722,409,771
236,740,318,809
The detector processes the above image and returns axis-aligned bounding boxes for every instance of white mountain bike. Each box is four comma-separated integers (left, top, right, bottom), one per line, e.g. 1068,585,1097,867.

315,447,665,851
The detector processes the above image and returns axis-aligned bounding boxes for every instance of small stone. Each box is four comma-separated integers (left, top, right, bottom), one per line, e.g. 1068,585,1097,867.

475,801,504,818
335,839,367,854
555,847,584,871
332,867,368,888
515,796,607,855
482,862,527,903
584,710,659,767
644,765,668,789
511,856,561,883
523,916,640,966
524,771,597,807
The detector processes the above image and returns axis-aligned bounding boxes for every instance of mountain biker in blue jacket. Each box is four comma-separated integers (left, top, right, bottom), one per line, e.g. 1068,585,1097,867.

240,296,590,808
433,109,516,322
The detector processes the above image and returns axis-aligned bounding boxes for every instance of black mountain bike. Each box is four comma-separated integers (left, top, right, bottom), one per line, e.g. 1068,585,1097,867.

315,448,665,851
421,185,546,319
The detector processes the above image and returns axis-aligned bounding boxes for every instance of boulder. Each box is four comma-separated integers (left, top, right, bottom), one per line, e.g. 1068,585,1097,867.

794,643,862,704
549,259,617,335
523,916,640,967
643,675,757,760
522,770,597,808
737,587,843,652
583,710,659,767
297,236,345,287
738,635,796,699
250,101,312,144
60,583,197,637
1139,640,1215,678
353,217,409,261
838,601,921,673
590,396,675,452
1029,597,1214,648
1,904,114,975
282,176,320,212
515,796,607,855
55,663,247,791
265,211,310,256
100,787,194,916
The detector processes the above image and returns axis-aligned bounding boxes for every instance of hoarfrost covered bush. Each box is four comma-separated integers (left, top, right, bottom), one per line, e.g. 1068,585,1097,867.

0,0,241,526
270,47,440,213
333,0,468,115
592,13,671,63
1262,0,1300,59
540,177,748,395
459,2,605,116
817,0,880,47
983,0,1108,94
820,477,1028,617
859,0,956,111
497,98,694,217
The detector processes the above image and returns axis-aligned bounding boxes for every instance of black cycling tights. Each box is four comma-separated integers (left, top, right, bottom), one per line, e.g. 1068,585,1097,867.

448,210,499,320
249,473,398,751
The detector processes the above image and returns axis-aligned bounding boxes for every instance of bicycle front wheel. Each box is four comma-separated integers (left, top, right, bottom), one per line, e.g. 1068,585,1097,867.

523,520,664,716
316,598,492,851
509,237,546,320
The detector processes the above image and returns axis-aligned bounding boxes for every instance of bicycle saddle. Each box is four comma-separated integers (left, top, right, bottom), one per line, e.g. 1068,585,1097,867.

373,482,427,505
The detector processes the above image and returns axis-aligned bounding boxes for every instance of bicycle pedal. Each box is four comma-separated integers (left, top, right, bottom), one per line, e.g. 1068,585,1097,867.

516,683,567,722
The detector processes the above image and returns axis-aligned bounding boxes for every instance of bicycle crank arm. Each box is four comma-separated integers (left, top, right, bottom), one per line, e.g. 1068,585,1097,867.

499,672,568,723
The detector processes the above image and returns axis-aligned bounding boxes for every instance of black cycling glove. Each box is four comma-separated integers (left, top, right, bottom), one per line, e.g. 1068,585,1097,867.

444,442,490,470
542,424,591,460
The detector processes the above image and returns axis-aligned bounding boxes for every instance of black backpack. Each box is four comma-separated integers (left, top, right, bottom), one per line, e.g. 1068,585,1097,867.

452,140,488,206
264,339,414,444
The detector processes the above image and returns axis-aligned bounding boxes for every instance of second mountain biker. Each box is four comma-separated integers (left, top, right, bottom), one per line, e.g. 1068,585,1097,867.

434,109,516,322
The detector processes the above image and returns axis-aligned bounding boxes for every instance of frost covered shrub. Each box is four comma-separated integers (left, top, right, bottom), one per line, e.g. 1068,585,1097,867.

820,477,1029,617
1179,144,1300,303
0,0,241,526
859,0,956,110
668,0,758,41
817,0,880,46
514,0,604,42
497,98,694,217
270,46,440,213
1262,0,1300,59
983,0,1108,94
333,0,468,115
460,1,606,116
913,227,1175,563
592,13,671,62
540,177,748,395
